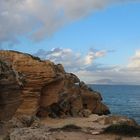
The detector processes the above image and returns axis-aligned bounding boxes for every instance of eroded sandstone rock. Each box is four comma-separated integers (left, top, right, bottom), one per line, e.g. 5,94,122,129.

0,50,110,118
80,83,110,115
0,59,22,121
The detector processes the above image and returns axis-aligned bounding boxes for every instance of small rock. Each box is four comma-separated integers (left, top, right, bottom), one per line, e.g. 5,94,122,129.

82,109,92,117
91,131,101,135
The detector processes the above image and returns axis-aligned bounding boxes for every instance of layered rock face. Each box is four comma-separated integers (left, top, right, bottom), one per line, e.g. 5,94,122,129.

0,50,110,118
0,59,22,121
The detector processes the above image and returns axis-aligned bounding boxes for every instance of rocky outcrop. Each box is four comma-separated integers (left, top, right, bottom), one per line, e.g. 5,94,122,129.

0,59,22,121
0,50,110,119
8,115,140,140
80,82,110,115
96,115,138,126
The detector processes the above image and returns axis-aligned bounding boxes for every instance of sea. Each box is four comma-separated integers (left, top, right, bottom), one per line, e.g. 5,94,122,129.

89,85,140,124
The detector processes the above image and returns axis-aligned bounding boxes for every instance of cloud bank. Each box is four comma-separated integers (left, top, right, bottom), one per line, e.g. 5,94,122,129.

35,49,140,85
34,48,107,71
0,0,138,46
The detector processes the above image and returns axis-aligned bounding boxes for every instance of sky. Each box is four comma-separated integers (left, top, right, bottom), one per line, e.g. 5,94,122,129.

0,0,140,85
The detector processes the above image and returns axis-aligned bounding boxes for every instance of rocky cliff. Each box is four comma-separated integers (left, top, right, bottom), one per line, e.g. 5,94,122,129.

0,50,110,120
0,59,22,121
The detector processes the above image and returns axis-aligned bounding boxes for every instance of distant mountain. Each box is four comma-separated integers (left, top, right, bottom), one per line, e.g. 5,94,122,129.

90,79,129,85
92,79,114,85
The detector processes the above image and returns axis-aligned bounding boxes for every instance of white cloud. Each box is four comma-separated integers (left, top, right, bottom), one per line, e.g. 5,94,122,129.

0,0,138,46
127,50,140,71
34,48,107,72
75,50,140,85
85,49,106,65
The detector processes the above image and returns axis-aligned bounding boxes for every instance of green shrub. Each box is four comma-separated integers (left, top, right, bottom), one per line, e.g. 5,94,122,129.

61,124,81,131
50,124,81,132
103,124,140,137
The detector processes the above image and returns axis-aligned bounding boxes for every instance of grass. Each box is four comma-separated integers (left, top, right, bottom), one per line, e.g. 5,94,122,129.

103,124,140,137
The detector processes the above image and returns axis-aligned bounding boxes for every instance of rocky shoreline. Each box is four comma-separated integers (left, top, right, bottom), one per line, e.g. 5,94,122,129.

1,114,140,140
0,50,140,140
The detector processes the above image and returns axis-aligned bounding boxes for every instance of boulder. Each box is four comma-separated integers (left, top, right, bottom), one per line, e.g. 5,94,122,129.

81,89,110,115
97,115,138,126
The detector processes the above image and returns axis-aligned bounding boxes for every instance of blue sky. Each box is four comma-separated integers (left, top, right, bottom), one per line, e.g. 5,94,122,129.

14,1,140,64
1,0,140,84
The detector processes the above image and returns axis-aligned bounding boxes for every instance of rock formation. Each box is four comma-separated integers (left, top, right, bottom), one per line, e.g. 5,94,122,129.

7,115,140,140
96,115,138,126
0,59,22,121
0,50,110,119
1,50,140,140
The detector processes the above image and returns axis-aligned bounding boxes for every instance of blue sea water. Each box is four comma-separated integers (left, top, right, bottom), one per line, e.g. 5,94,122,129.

89,85,140,124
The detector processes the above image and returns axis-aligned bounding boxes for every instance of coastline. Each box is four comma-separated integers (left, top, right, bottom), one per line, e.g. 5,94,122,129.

0,50,140,140
90,84,140,124
1,114,140,140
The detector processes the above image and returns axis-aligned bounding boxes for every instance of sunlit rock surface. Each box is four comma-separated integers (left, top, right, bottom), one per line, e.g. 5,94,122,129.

0,50,110,118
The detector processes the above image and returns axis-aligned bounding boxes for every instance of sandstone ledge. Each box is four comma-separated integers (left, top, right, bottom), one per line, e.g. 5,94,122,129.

1,114,140,140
